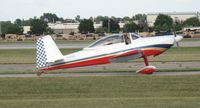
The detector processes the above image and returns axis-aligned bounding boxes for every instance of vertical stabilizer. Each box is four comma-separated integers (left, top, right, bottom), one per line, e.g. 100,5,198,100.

36,35,63,69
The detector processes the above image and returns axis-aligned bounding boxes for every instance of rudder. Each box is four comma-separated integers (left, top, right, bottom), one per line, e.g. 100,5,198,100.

36,35,63,69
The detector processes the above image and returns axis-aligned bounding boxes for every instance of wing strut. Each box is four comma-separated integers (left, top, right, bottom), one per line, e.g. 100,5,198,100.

143,55,149,66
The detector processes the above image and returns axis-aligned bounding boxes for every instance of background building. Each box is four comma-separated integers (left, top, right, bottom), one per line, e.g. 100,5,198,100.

48,22,79,34
147,12,200,26
23,21,102,34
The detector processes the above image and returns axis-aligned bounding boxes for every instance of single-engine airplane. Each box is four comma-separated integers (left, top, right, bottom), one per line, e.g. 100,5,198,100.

36,33,183,75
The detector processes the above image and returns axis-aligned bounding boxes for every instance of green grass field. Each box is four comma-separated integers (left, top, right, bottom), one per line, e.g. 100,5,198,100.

0,40,94,44
148,47,200,62
0,75,200,108
0,47,200,64
0,48,80,64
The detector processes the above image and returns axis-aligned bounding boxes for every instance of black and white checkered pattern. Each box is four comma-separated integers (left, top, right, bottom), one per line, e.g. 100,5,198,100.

36,38,48,68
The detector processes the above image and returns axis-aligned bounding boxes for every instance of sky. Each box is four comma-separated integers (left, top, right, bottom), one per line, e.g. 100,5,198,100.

0,0,200,22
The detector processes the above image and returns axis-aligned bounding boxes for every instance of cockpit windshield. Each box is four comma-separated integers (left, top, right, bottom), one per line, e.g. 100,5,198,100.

88,34,124,48
131,33,140,40
87,33,141,48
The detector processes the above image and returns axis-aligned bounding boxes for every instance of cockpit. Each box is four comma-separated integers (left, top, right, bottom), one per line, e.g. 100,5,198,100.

87,33,141,48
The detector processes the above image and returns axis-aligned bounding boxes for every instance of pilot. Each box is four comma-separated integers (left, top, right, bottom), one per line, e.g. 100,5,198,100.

124,33,131,45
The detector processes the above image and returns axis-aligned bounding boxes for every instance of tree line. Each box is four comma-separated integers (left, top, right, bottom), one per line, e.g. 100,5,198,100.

1,13,200,36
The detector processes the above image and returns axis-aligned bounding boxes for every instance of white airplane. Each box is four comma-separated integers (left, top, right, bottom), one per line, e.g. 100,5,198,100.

36,33,183,75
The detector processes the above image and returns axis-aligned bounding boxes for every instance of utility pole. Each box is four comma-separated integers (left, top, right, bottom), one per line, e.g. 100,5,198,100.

108,18,110,33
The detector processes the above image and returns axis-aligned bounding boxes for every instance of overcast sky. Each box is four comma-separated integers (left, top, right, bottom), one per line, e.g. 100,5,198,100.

0,0,200,22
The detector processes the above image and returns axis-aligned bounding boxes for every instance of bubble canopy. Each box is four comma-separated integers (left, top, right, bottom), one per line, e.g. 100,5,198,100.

87,33,141,48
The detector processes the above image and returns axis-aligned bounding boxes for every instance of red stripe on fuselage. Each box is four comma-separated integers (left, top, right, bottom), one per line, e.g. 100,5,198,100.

41,55,112,70
142,48,166,56
39,48,166,71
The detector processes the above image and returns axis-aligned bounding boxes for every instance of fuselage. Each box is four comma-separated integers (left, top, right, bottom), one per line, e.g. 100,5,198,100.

40,34,180,71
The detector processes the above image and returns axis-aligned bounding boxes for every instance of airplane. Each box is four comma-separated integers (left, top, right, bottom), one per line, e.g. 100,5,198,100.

36,33,183,76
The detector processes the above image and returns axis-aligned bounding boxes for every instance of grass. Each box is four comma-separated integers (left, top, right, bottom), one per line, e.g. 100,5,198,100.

0,47,200,64
0,48,81,64
0,75,200,108
0,40,94,44
147,47,200,62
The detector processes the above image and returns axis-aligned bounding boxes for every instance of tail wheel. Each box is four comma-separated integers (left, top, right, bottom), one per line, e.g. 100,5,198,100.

36,71,47,76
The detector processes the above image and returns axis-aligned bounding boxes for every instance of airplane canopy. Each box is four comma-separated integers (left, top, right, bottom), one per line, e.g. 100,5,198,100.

87,33,141,48
88,34,124,48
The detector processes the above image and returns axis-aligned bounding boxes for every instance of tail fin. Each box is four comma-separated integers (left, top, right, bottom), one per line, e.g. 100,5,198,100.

36,35,63,69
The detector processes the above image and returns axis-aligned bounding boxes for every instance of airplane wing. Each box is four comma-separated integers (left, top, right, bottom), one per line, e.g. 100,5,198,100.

110,50,143,63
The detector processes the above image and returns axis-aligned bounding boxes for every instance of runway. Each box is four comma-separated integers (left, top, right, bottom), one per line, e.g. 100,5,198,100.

0,71,200,78
0,62,199,72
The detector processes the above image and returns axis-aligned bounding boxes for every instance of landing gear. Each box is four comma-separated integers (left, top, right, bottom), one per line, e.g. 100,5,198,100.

136,66,156,74
136,54,156,75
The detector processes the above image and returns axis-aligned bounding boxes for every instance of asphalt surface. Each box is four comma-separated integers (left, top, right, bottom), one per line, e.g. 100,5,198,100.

178,41,200,47
0,62,199,72
0,71,200,78
0,41,199,49
0,62,199,78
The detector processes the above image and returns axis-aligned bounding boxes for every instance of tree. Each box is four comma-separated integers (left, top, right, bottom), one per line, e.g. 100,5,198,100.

134,14,147,21
1,21,23,35
111,16,121,23
7,24,23,34
134,14,147,32
173,22,183,31
122,16,132,23
59,17,65,23
123,22,138,32
75,15,81,22
45,27,54,34
102,18,120,33
21,19,31,26
30,19,48,35
1,21,11,34
94,16,107,23
40,13,59,23
95,27,107,33
183,17,200,27
154,14,173,32
89,16,94,22
14,19,22,26
78,19,95,33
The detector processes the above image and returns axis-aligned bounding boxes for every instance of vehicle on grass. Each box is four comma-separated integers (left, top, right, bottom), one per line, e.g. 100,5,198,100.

36,33,183,76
